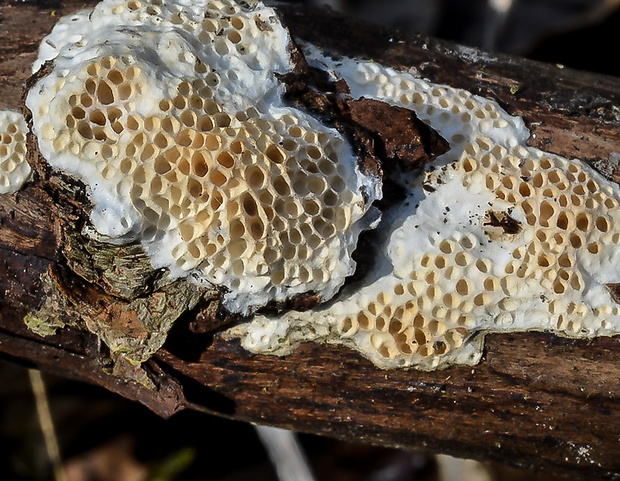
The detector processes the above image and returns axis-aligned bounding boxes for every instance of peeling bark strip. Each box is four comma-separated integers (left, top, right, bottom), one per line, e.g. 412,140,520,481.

347,98,449,171
0,0,620,478
277,47,449,174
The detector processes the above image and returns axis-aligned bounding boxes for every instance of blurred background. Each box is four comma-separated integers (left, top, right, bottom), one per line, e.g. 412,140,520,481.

301,0,620,77
3,0,619,480
0,360,566,481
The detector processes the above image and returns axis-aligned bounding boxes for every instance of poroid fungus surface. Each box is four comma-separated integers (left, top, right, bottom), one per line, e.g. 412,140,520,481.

26,0,381,315
20,0,620,370
0,111,30,194
234,55,620,370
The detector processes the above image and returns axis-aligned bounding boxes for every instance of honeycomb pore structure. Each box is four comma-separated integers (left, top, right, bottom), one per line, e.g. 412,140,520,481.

0,110,30,194
232,54,620,370
26,0,381,314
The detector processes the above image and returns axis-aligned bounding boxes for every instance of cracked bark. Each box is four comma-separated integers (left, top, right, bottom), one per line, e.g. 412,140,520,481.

1,1,620,478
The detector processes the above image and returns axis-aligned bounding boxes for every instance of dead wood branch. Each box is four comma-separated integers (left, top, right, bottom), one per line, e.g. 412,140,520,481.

1,1,620,478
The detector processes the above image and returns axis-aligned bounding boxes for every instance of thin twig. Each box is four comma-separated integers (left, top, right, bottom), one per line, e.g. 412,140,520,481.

254,425,316,481
484,0,514,50
28,369,68,481
436,454,493,481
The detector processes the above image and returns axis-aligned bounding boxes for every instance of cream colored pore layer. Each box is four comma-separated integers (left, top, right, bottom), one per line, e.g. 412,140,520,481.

26,0,380,314
0,110,30,194
236,55,620,370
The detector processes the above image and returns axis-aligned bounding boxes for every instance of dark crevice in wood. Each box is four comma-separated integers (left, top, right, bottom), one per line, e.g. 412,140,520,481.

151,358,237,417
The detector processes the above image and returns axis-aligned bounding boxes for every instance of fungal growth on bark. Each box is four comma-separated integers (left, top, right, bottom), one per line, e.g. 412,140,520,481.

15,0,620,371
0,111,30,194
233,56,620,370
25,0,380,315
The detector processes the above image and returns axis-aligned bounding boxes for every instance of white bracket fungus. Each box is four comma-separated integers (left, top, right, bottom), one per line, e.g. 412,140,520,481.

0,110,31,195
26,0,380,315
233,53,620,370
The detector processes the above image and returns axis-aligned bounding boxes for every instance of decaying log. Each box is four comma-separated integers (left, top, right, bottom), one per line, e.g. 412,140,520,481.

1,1,620,478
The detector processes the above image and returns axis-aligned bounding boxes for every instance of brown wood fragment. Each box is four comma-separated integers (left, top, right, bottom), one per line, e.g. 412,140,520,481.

348,98,449,171
484,210,522,235
607,284,620,305
279,44,448,176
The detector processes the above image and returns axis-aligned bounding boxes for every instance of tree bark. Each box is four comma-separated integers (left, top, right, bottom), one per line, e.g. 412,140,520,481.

1,1,620,478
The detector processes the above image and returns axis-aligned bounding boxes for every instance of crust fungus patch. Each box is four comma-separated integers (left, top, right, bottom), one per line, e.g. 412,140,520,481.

20,0,620,371
0,110,31,194
26,0,380,315
233,55,620,370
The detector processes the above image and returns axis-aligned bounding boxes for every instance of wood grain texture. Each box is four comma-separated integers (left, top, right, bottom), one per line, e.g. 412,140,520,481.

1,1,619,478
